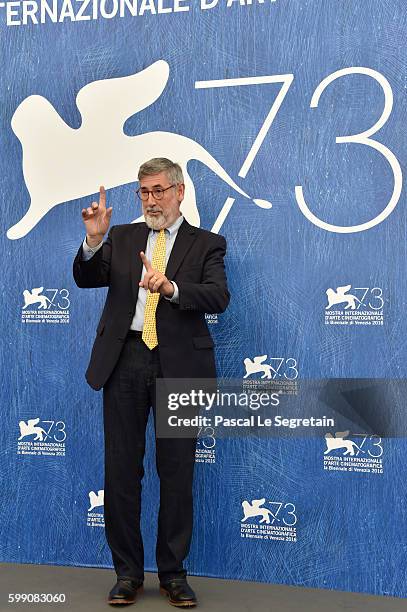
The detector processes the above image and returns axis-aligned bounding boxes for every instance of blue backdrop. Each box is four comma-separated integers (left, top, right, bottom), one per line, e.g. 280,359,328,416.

1,0,406,599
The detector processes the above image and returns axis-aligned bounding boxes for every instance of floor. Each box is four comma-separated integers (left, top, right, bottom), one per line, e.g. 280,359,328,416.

0,564,405,612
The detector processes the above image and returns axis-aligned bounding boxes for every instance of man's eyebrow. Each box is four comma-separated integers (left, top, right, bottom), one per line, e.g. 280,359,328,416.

141,184,164,189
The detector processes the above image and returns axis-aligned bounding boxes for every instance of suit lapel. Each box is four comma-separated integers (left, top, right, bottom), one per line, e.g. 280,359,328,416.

130,223,150,301
165,218,197,281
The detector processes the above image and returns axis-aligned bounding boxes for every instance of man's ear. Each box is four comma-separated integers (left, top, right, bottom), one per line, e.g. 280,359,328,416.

177,183,185,201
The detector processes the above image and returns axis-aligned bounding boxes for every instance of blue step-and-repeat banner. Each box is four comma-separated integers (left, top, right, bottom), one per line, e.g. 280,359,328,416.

1,0,406,599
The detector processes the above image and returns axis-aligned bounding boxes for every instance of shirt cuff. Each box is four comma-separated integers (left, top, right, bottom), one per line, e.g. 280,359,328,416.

164,281,179,303
82,237,103,261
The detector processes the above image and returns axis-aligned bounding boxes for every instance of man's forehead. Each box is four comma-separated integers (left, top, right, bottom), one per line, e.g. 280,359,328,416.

139,172,168,187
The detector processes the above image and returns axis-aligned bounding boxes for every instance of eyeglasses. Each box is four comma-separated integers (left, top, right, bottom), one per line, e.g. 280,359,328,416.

136,184,176,201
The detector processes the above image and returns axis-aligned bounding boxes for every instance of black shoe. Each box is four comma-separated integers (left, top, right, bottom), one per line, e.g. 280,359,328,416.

107,579,143,605
159,578,197,607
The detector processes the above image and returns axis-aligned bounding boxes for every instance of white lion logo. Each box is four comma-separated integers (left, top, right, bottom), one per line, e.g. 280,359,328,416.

8,60,271,240
243,355,273,379
241,498,273,524
324,430,364,456
326,285,364,310
88,490,104,512
22,287,50,310
18,418,47,441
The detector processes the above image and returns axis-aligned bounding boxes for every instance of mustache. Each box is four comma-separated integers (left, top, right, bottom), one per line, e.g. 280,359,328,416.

146,207,163,213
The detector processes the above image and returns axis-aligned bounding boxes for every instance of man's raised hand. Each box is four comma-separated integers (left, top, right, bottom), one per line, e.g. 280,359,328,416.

82,186,112,247
139,251,174,297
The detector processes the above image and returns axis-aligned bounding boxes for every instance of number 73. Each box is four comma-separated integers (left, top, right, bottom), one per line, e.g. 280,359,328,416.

196,67,402,234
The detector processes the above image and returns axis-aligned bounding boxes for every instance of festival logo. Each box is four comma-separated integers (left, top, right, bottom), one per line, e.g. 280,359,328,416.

323,431,384,475
324,285,384,326
21,287,70,325
87,489,105,528
17,418,66,457
240,497,297,542
243,355,298,394
8,61,401,240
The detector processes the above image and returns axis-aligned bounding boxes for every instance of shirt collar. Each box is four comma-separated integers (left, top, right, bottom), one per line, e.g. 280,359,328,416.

152,214,184,238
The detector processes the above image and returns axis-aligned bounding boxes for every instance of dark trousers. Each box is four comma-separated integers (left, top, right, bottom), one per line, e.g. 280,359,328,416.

102,332,197,584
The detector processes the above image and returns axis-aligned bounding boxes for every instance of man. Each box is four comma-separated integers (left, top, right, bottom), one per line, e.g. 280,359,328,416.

73,158,230,607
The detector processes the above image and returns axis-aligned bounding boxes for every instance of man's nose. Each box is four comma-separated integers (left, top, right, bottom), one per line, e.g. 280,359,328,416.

147,191,157,204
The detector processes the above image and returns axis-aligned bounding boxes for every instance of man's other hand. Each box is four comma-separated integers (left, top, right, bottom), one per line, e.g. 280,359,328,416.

139,251,174,297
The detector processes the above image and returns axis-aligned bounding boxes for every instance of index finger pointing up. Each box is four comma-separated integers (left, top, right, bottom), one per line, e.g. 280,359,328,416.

140,251,152,271
99,185,106,208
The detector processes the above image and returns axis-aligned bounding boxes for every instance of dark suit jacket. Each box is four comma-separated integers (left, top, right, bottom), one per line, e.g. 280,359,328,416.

73,218,230,390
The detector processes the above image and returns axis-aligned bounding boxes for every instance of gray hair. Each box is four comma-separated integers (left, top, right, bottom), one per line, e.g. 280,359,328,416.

138,158,184,185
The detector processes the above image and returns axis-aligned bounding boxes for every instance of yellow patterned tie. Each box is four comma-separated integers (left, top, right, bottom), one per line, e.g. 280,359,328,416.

142,229,166,350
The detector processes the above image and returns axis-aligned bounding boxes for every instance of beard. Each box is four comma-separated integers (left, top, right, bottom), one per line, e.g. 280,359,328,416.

144,208,166,230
